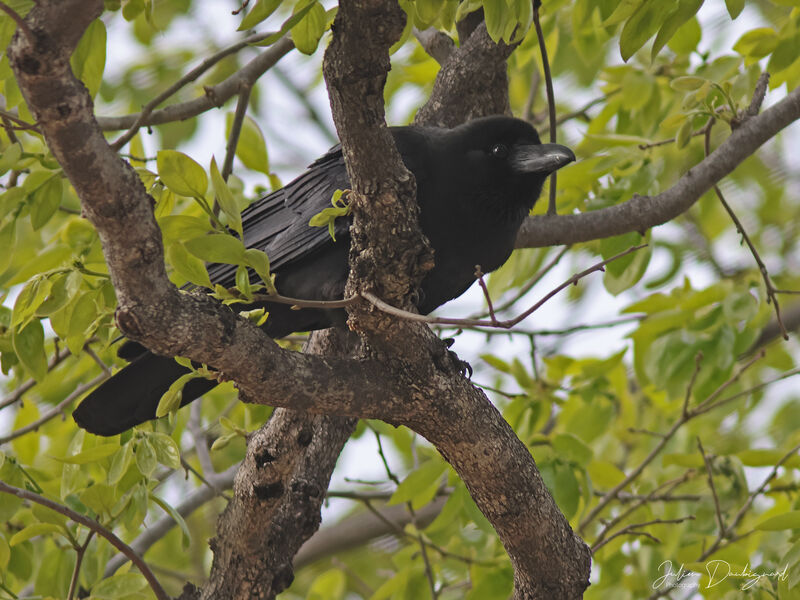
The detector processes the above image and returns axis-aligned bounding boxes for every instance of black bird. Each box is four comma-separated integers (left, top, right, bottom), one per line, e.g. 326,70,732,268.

73,116,575,436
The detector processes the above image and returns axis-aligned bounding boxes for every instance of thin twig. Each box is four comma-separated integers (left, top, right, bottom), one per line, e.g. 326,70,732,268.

0,1,34,42
188,401,217,482
638,127,707,150
109,30,277,150
373,431,438,599
651,438,800,599
67,531,95,600
704,122,788,340
474,265,498,325
0,347,72,411
364,245,647,330
697,438,727,537
0,373,108,444
580,351,765,533
591,471,696,550
0,108,38,131
84,344,111,375
249,291,359,309
221,83,252,182
438,315,645,338
592,517,694,553
682,352,703,417
745,72,770,118
0,481,169,600
532,0,558,215
539,91,619,136
471,245,569,320
523,65,540,121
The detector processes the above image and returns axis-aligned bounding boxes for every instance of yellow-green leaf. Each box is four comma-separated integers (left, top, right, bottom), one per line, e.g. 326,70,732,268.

157,150,208,198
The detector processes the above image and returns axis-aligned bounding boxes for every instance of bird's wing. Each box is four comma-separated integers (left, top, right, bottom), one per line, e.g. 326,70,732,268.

206,145,351,288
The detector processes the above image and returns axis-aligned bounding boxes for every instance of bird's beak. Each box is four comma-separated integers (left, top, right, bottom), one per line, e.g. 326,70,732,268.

512,143,576,174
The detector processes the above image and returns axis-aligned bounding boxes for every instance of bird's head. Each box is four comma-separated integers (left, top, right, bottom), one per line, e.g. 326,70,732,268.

446,115,575,216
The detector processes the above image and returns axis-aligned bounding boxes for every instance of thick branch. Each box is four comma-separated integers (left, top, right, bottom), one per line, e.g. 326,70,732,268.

414,22,514,127
515,84,800,248
323,0,433,320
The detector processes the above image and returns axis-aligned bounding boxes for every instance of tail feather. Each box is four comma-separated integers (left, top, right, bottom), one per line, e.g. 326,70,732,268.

72,353,216,436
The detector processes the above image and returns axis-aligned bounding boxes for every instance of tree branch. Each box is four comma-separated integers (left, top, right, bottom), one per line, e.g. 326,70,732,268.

0,480,169,600
515,84,800,248
96,37,294,132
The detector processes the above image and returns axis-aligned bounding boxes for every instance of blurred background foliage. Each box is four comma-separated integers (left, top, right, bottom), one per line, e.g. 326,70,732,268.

1,0,800,598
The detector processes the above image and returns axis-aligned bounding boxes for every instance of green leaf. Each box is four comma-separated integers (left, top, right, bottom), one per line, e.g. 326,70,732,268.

0,533,9,571
553,433,594,467
667,14,701,55
756,511,800,531
122,0,145,20
724,0,744,19
651,0,702,59
619,0,663,62
389,459,447,510
167,242,213,288
135,438,157,477
66,291,98,355
79,483,118,516
483,0,507,43
675,119,693,148
12,275,52,330
243,248,273,289
603,0,645,26
210,432,237,451
0,142,22,175
184,233,246,264
737,449,800,469
292,1,327,55
226,114,270,175
149,493,191,548
70,19,106,98
31,502,68,527
91,572,148,599
29,174,62,230
107,442,134,485
238,0,282,30
157,150,208,198
587,460,626,488
553,463,580,520
158,214,213,242
733,28,779,60
308,190,350,241
210,156,242,236
148,432,181,469
9,523,64,546
670,75,707,91
155,371,198,418
53,442,119,464
252,1,317,46
0,218,16,274
308,569,346,600
600,233,651,295
12,319,47,381
36,271,82,316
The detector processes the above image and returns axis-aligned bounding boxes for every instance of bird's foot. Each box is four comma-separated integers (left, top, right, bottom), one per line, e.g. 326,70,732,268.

435,338,473,378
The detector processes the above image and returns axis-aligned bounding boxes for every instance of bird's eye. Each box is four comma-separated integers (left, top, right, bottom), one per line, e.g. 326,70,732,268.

491,143,509,159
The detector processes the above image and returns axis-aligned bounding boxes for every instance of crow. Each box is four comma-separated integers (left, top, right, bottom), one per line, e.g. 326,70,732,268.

72,115,575,436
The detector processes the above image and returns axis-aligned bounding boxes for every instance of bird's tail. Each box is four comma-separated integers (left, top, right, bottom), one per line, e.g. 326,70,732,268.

72,352,217,437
